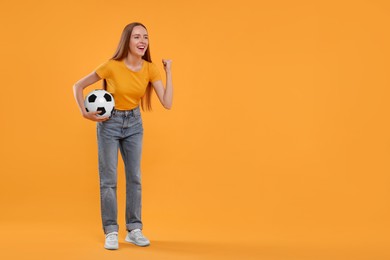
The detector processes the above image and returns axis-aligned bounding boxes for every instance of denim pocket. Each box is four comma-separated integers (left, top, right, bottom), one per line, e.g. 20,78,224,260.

128,114,143,130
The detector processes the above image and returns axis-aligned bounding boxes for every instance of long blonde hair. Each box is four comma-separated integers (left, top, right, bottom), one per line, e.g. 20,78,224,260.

103,22,153,111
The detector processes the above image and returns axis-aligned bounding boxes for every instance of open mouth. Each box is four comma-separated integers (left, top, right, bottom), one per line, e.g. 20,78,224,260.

137,46,146,51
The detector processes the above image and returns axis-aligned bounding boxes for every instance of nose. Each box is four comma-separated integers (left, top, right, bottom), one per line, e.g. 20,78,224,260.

141,37,148,43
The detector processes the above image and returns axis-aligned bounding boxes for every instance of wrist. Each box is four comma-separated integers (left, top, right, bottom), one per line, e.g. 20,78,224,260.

81,110,88,117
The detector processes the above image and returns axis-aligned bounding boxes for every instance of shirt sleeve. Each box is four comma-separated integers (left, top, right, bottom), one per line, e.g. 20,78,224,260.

149,62,162,83
95,60,111,79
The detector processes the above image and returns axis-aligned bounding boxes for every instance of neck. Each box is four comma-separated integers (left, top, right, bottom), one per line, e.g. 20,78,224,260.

125,53,143,66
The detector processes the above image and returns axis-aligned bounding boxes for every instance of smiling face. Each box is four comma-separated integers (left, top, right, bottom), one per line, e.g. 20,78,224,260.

128,25,149,57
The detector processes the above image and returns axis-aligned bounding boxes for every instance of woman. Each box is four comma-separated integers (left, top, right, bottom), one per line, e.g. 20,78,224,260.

73,22,173,250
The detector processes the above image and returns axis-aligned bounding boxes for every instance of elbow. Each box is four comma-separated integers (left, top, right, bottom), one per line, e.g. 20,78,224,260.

73,83,80,93
162,97,173,110
163,102,172,110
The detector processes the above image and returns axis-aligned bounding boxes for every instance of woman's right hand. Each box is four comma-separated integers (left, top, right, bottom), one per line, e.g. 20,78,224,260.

83,111,110,122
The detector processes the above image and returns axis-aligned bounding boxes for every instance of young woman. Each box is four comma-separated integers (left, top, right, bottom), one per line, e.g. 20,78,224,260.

73,22,173,250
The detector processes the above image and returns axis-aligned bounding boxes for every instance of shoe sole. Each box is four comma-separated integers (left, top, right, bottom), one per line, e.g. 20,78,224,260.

104,245,119,250
125,237,150,247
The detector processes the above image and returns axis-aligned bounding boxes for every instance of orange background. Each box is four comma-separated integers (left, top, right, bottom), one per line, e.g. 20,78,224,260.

0,0,389,259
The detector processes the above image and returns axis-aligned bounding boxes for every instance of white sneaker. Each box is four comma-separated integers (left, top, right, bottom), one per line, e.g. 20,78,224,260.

125,229,150,247
104,232,119,250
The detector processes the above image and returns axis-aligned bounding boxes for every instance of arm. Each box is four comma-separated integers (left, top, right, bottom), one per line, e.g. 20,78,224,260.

152,59,173,110
72,72,109,122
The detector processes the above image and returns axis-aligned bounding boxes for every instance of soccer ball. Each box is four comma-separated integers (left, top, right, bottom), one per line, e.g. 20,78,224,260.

84,90,115,117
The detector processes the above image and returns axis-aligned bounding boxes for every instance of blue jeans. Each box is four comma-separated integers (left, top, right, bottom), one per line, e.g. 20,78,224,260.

97,107,143,234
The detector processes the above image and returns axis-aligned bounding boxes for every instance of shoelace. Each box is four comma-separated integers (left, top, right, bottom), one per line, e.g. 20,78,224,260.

133,230,142,238
131,230,147,241
106,232,118,241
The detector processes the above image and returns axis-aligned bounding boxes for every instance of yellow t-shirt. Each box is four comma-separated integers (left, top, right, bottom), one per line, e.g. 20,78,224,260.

95,59,161,110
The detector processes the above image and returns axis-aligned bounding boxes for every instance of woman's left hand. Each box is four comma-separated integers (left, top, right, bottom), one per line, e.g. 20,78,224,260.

162,59,172,72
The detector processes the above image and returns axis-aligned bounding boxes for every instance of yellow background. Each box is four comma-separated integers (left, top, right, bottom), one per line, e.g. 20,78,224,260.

0,0,389,259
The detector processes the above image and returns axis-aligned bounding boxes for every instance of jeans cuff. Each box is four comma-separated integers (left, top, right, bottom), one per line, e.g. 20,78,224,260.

104,225,119,234
126,223,143,231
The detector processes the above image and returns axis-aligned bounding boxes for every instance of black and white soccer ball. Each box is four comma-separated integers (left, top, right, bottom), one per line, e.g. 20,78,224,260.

84,90,115,117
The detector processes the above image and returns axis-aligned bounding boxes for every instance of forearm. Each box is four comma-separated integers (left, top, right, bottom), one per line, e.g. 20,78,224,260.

72,72,101,116
163,70,173,109
73,83,87,116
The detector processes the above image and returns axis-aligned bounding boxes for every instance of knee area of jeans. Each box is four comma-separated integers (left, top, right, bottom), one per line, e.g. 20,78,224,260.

125,176,141,184
126,182,141,189
100,181,117,189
